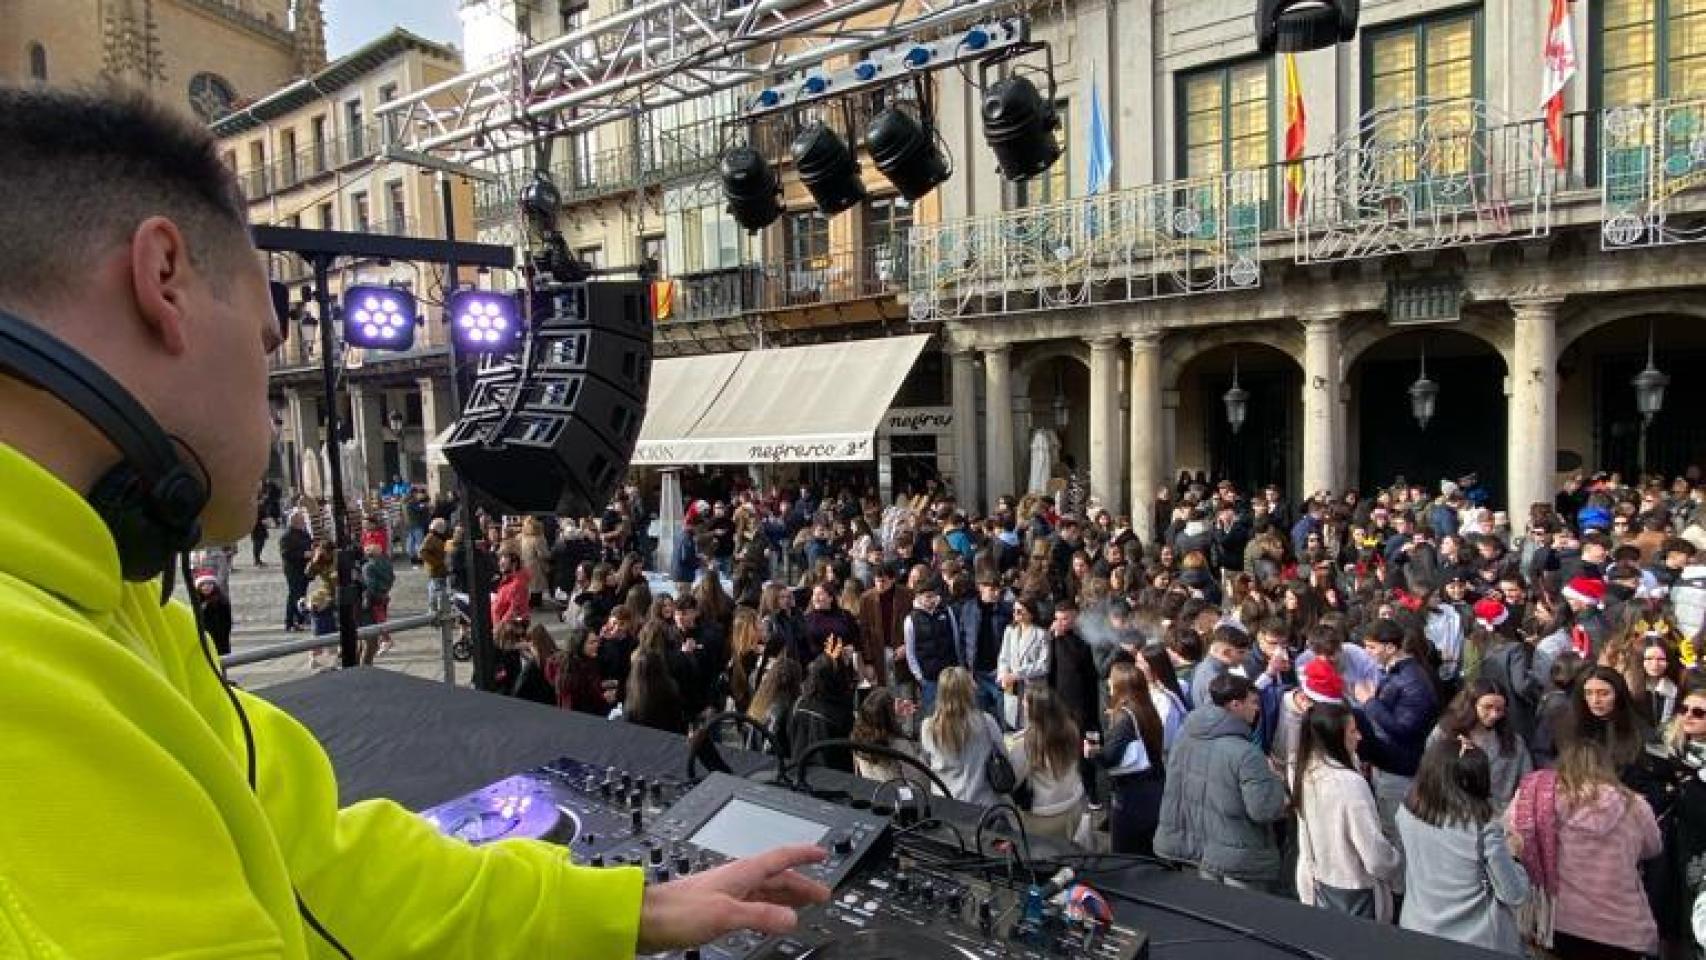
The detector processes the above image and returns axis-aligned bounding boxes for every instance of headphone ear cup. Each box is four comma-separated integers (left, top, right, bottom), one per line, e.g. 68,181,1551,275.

151,466,208,553
88,465,174,582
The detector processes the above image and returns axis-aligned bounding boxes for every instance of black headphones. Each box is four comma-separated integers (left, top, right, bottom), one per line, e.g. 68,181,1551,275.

0,308,207,582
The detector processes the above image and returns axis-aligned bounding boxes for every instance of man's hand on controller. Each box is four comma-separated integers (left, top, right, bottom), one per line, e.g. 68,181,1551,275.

637,845,832,954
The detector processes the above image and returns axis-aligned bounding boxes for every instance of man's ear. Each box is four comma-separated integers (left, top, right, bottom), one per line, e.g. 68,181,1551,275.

129,217,193,356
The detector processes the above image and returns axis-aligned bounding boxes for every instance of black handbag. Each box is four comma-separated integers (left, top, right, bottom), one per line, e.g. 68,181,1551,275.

984,717,1017,794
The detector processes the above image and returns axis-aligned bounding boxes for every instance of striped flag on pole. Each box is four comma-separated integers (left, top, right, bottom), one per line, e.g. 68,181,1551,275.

1541,0,1578,171
1283,53,1307,222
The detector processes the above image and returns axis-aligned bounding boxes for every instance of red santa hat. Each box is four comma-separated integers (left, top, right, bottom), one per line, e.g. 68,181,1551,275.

1563,576,1606,608
193,569,220,592
1472,596,1509,630
1301,657,1345,705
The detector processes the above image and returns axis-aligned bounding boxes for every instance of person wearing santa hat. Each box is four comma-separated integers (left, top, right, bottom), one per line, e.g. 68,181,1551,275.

1563,575,1610,659
194,570,233,658
1271,652,1350,778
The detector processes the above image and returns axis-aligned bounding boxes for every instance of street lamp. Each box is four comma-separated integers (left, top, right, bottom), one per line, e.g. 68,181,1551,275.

1408,340,1439,430
1223,354,1249,435
387,409,405,436
1632,320,1669,474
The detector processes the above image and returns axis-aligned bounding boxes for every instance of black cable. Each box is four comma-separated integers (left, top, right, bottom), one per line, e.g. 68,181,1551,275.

972,801,1031,873
790,739,954,801
686,710,783,782
870,774,933,823
889,817,968,856
182,553,357,960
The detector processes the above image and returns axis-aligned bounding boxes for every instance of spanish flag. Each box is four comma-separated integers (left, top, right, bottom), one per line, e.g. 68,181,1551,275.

650,279,674,322
1283,53,1306,222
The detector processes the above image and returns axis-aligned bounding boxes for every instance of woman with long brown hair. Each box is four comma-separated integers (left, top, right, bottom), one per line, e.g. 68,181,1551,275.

726,607,765,714
1005,686,1084,842
1089,661,1168,854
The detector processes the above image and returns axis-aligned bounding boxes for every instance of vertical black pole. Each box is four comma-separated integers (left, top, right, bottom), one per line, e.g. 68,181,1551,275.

439,172,499,691
312,254,362,668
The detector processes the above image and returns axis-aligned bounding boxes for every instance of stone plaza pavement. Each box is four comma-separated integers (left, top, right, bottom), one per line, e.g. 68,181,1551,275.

223,532,469,691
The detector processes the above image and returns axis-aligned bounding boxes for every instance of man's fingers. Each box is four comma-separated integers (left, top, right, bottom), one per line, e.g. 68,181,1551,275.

752,869,832,908
724,899,802,937
724,844,829,890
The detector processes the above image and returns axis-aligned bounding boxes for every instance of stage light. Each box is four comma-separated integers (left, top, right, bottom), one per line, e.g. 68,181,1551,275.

792,122,865,216
449,289,522,354
1256,0,1359,54
720,146,782,233
341,284,416,350
519,173,562,235
981,74,1060,181
867,105,949,202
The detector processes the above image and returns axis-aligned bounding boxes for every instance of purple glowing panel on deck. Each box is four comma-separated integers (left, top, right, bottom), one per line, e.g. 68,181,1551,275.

448,289,522,354
420,775,571,846
341,284,416,351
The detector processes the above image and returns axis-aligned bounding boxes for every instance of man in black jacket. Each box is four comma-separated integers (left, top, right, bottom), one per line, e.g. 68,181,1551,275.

1047,600,1100,736
279,510,313,632
904,578,959,716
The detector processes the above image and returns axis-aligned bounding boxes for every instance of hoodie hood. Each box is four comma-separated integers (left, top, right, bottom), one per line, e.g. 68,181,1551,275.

1181,704,1251,743
1562,783,1634,837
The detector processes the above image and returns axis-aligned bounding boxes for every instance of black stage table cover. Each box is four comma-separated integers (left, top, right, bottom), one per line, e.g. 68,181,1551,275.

261,669,1503,960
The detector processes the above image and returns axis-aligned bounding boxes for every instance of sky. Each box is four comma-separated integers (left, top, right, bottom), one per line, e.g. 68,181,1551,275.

325,0,463,58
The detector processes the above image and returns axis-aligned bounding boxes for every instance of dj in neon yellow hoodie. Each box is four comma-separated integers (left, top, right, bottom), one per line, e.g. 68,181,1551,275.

0,441,644,958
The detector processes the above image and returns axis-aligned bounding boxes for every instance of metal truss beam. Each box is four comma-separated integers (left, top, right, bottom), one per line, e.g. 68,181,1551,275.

376,0,1022,161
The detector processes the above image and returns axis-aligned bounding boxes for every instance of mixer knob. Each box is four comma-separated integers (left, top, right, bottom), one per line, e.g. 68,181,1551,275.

831,834,854,856
590,855,605,868
946,890,964,912
650,846,665,866
651,781,668,802
978,899,994,932
635,776,648,795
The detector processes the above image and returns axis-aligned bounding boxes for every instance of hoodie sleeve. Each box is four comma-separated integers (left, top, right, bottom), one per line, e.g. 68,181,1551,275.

1237,745,1289,824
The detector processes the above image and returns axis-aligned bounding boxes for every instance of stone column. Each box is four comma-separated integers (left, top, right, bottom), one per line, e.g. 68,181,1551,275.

1129,333,1163,544
417,374,456,499
1509,298,1561,517
983,344,1017,508
1088,336,1122,516
348,382,387,499
949,347,982,511
1301,314,1344,499
285,388,322,499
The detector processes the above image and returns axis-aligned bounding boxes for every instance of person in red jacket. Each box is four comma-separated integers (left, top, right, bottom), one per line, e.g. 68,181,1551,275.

491,545,532,629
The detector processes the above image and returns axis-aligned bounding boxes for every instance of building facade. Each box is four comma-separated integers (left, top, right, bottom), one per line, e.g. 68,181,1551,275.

213,29,477,501
1,0,325,119
906,0,1706,537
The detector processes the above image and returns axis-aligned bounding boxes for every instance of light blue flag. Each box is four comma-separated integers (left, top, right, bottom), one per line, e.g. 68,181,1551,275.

1086,63,1113,196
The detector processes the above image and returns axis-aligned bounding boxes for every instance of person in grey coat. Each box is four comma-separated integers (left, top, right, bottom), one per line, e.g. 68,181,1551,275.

1154,673,1289,890
1395,737,1529,955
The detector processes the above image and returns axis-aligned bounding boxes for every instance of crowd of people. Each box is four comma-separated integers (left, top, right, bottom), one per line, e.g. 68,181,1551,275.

277,466,1706,958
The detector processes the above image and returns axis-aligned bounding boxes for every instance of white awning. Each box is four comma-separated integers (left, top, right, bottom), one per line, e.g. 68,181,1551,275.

632,334,931,466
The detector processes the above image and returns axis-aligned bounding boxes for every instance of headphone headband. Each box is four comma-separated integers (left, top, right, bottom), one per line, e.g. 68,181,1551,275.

0,308,206,581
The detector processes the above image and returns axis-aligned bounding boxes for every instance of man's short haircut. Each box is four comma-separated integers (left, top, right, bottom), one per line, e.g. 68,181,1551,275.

1209,672,1255,707
0,87,249,309
1211,623,1252,650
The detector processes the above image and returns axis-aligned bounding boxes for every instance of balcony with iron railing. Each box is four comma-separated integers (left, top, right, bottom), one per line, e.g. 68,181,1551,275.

907,103,1646,321
473,114,733,226
235,121,387,203
663,243,909,325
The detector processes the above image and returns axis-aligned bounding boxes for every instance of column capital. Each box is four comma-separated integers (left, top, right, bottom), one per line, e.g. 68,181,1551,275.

947,344,979,361
1510,296,1565,318
1086,334,1122,352
1129,329,1163,351
981,342,1012,358
1300,313,1343,335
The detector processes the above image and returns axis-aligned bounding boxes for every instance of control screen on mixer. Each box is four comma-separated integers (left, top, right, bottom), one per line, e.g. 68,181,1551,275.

689,798,829,859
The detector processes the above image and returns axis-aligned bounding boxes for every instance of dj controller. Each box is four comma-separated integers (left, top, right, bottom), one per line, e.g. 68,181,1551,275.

421,756,1150,960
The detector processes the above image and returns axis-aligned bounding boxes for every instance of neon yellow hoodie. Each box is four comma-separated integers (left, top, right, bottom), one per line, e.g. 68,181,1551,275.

0,442,643,958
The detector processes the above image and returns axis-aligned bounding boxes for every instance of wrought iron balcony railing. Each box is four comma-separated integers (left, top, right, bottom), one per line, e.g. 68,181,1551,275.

473,113,731,225
660,244,908,324
235,122,386,202
908,172,1266,322
909,103,1610,320
1601,97,1706,250
1290,100,1572,263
